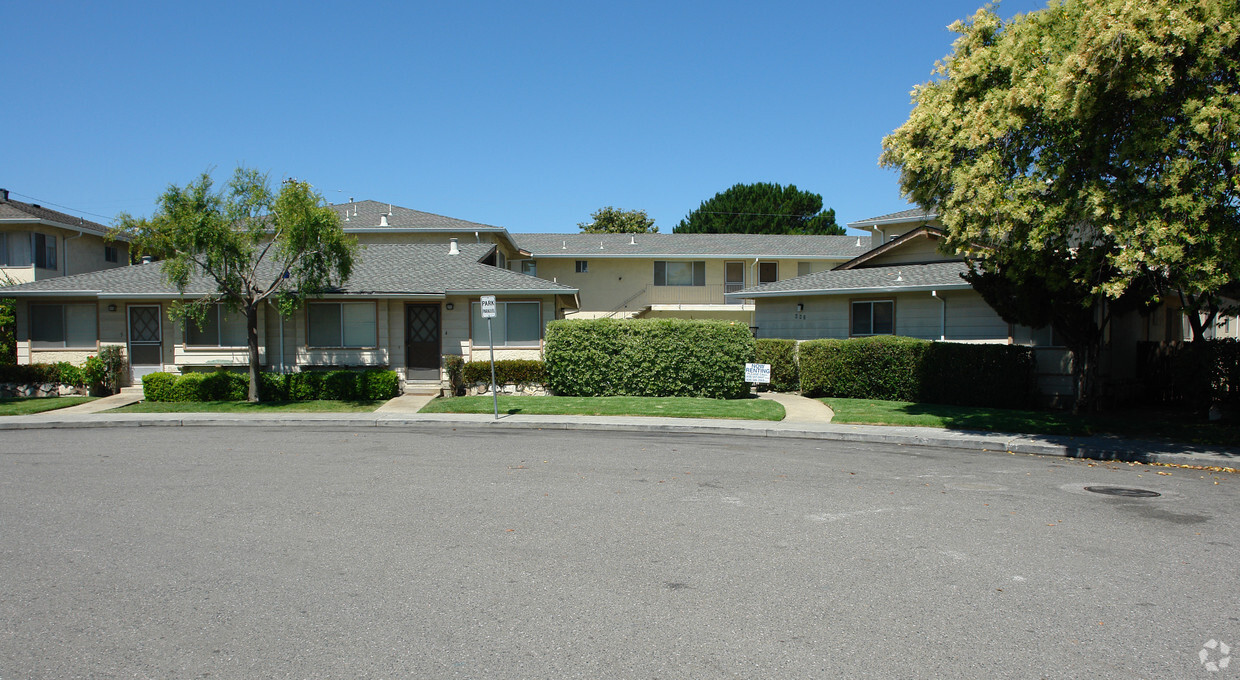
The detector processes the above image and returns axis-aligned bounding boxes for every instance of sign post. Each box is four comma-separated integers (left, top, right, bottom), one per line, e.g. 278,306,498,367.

744,362,771,392
480,296,499,419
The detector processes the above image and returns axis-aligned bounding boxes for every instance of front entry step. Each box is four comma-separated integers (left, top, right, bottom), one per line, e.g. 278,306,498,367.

403,382,443,396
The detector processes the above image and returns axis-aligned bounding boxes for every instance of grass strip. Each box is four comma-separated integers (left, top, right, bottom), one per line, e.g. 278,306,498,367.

112,400,383,413
423,395,785,421
0,396,97,416
824,397,1240,446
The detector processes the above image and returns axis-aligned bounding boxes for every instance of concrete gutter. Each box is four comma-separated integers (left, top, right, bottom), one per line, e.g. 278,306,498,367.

2,410,1236,470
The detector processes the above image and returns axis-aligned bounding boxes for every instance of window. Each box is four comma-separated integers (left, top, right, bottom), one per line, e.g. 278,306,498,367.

105,245,119,263
34,233,56,269
30,303,96,348
307,302,377,348
797,262,812,277
0,233,7,265
520,260,537,276
471,300,541,347
851,300,894,336
759,262,778,284
654,261,705,286
185,305,247,347
575,260,588,274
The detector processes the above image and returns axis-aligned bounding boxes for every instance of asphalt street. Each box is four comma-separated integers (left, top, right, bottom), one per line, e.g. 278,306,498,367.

1,426,1236,678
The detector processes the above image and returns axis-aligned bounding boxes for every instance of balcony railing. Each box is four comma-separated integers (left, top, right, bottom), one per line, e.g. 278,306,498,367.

607,284,753,316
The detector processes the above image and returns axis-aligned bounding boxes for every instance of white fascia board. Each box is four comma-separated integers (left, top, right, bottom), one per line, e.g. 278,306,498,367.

524,253,854,260
0,218,122,239
845,213,939,230
4,289,103,297
444,288,579,296
726,282,972,298
343,227,505,234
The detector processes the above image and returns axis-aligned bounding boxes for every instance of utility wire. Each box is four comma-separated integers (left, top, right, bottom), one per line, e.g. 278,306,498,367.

8,192,117,223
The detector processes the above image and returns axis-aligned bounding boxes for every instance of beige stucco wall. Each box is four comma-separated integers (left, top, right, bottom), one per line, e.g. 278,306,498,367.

752,289,1010,342
1,226,129,281
526,257,844,315
861,238,956,266
352,232,521,263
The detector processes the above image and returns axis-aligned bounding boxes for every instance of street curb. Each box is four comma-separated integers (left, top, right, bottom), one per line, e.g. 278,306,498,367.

3,413,1236,469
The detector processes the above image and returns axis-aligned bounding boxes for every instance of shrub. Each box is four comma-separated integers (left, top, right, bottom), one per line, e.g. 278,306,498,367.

1137,339,1240,410
462,359,546,386
800,336,1034,408
142,372,178,402
755,339,799,392
544,318,755,398
199,370,247,400
444,355,465,396
360,369,401,400
53,362,86,387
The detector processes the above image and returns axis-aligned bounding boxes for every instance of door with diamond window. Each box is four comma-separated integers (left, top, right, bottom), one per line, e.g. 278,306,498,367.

406,304,441,380
127,305,163,382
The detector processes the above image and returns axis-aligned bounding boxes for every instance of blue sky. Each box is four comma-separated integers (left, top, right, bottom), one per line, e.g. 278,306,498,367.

2,0,1046,235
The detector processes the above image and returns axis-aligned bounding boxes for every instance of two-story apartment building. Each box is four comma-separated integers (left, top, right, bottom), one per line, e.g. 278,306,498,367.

0,188,130,284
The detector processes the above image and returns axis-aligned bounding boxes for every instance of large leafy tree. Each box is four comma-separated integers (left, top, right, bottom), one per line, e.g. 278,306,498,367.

881,0,1240,412
578,206,658,233
674,182,844,235
116,167,357,402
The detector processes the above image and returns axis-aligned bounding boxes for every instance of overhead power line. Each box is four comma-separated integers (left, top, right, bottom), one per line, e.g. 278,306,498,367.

9,192,117,222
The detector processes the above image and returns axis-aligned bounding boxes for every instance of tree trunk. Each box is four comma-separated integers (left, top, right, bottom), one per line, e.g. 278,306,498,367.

246,303,261,402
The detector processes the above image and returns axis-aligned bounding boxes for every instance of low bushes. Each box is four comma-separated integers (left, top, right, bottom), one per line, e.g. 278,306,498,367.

143,369,402,402
462,359,545,386
1137,339,1240,409
544,318,755,399
799,336,1034,409
0,362,84,386
755,338,799,392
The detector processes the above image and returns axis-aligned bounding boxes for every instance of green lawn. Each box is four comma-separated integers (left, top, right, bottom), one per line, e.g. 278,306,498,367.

422,395,786,421
0,396,97,416
112,400,383,413
824,397,1240,446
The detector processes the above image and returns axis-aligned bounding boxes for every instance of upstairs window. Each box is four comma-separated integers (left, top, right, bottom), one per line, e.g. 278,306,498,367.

105,245,119,263
654,261,705,286
759,262,778,284
34,233,56,269
851,300,894,336
520,260,537,276
575,260,588,274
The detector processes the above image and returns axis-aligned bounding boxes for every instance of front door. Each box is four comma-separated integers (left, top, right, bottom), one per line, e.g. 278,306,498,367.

127,305,163,382
406,304,441,380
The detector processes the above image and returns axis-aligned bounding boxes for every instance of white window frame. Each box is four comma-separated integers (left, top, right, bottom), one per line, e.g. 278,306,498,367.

307,301,377,348
470,300,542,348
30,303,97,348
184,304,248,348
850,299,895,337
520,260,537,276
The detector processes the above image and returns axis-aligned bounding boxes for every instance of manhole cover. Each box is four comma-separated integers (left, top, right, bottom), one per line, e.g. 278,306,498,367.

1084,486,1161,498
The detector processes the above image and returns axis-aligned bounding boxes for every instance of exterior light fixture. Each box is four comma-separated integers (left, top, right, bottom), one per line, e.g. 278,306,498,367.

107,304,117,312
445,303,454,311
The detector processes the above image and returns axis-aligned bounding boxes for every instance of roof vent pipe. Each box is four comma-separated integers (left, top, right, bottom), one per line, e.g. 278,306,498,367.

0,188,8,202
141,255,154,264
379,213,388,227
449,238,460,255
630,235,636,245
856,236,863,247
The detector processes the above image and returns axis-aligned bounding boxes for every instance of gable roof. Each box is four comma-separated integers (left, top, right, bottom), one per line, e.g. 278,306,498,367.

0,190,124,239
329,200,506,232
726,260,971,298
0,243,577,298
845,207,937,230
834,226,946,270
516,233,870,259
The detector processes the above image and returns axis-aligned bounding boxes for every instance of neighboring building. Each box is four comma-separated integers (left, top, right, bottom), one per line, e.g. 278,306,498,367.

2,200,577,392
512,233,869,321
0,188,130,284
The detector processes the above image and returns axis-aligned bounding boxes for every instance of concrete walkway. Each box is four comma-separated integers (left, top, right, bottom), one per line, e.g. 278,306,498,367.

372,393,437,413
49,388,144,414
755,391,834,423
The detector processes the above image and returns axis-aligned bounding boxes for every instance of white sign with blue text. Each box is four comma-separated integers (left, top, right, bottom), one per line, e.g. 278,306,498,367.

744,363,771,384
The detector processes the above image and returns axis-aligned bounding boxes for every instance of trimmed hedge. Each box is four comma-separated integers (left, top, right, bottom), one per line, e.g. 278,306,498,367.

143,369,401,402
0,362,84,386
755,339,799,392
462,359,546,386
1137,339,1240,409
800,336,1034,409
544,318,756,399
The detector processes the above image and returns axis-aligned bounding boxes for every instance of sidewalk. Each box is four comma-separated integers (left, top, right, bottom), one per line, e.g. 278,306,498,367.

3,395,1237,470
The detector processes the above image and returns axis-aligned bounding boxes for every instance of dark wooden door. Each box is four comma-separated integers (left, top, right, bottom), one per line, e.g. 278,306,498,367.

405,304,441,380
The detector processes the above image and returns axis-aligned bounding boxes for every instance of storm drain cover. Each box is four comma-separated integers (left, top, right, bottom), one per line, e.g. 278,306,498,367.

1084,486,1161,498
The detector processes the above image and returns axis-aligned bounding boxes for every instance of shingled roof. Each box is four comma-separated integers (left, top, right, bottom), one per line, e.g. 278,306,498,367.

845,207,938,229
0,243,577,298
727,261,971,298
0,189,122,239
329,200,506,232
516,233,870,258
